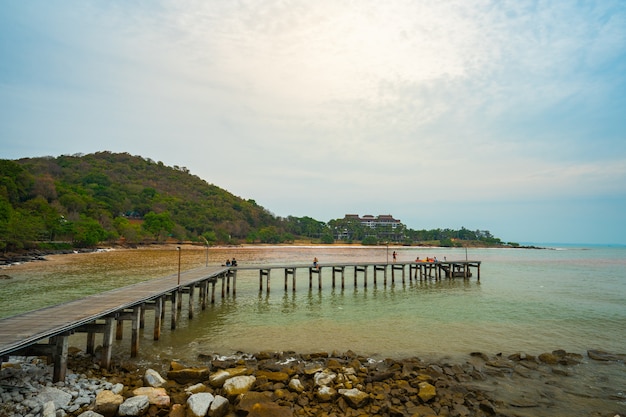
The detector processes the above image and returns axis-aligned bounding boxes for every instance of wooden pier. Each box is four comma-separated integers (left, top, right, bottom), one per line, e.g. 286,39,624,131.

0,260,479,381
240,260,480,293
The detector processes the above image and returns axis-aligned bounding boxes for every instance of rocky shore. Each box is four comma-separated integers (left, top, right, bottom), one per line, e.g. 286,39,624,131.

1,348,624,417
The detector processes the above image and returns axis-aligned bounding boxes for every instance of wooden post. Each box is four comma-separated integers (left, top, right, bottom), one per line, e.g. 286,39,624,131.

139,306,146,329
131,306,140,358
101,317,114,370
154,297,162,340
318,267,322,290
171,291,178,330
188,283,195,319
51,333,69,383
116,317,124,340
232,270,237,296
211,280,216,304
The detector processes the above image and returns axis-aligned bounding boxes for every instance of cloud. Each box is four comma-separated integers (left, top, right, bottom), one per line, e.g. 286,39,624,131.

1,0,625,243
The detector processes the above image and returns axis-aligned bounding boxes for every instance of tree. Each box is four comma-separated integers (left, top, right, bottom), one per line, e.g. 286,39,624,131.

142,211,174,241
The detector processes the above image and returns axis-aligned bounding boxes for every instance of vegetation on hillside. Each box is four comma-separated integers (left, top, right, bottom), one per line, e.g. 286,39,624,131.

0,152,514,252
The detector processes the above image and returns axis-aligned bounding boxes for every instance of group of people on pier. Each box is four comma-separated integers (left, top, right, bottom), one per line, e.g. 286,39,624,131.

224,257,237,266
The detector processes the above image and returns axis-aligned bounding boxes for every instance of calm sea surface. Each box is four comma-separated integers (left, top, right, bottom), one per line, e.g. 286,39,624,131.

1,244,625,414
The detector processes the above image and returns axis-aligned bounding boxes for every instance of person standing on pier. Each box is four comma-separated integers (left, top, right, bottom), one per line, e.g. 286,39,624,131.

392,251,397,262
313,257,318,269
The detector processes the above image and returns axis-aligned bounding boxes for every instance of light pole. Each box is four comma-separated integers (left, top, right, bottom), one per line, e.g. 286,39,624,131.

201,236,209,267
176,246,181,286
386,242,389,264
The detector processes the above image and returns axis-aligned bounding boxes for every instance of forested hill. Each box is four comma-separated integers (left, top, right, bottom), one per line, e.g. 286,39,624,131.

1,151,512,252
0,152,284,250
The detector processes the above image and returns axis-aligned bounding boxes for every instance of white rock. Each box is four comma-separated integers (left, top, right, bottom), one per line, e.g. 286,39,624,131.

314,370,336,387
118,395,150,416
288,378,305,393
223,375,256,396
187,392,215,417
38,387,73,409
144,369,166,388
42,400,56,417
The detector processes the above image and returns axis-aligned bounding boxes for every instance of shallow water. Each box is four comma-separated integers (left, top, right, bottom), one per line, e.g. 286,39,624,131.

1,244,625,414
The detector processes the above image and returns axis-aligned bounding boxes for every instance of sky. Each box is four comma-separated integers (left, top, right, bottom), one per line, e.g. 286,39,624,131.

1,1,625,245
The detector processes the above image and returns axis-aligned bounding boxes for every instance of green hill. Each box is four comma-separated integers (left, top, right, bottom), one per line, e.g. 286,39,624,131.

1,151,512,252
0,151,287,250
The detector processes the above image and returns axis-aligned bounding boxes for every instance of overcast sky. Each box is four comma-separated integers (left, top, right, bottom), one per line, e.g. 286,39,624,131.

1,1,625,245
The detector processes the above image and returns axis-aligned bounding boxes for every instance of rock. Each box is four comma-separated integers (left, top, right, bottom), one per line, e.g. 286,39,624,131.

223,375,256,397
77,412,105,417
209,367,248,387
39,386,73,409
288,378,305,393
186,382,208,394
169,404,185,417
118,395,150,416
418,381,437,402
236,391,273,414
42,400,56,417
247,402,293,417
256,369,289,382
132,387,170,407
94,390,124,417
209,394,229,417
587,349,626,361
316,385,337,402
187,392,215,417
338,388,369,408
167,366,210,384
314,369,336,386
538,352,559,364
144,368,166,387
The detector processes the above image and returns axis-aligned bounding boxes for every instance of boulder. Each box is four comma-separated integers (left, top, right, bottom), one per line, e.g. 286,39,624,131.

418,381,437,402
587,349,626,361
256,369,289,382
338,388,369,408
316,385,337,402
167,366,210,384
236,391,273,414
314,369,336,386
209,367,249,388
144,368,166,387
42,401,56,417
94,390,124,417
186,382,208,394
224,375,256,397
187,392,215,417
209,395,230,417
118,395,150,416
132,387,170,407
38,387,73,409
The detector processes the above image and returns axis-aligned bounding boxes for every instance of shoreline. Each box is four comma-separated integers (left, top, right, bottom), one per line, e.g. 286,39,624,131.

2,347,624,417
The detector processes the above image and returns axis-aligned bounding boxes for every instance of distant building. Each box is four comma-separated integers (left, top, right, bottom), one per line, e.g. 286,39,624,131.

344,214,402,229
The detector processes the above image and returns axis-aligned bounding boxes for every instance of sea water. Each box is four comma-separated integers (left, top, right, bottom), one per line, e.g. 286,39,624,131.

1,245,624,358
1,244,625,414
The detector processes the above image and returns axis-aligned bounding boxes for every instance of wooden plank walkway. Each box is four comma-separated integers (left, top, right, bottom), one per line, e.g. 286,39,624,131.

0,265,229,380
0,259,479,381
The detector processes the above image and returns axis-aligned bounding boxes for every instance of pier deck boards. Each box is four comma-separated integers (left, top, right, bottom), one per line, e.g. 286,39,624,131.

0,259,479,380
0,266,227,358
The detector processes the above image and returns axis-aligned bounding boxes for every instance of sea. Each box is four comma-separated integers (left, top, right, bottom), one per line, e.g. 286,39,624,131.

1,244,625,415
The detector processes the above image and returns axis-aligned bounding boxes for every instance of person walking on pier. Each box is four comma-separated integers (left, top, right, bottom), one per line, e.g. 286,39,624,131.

392,251,397,262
